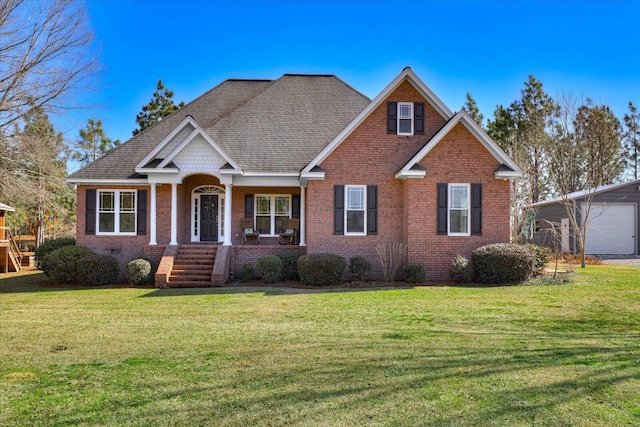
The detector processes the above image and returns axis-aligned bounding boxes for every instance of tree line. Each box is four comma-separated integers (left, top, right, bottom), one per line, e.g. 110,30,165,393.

1,0,637,251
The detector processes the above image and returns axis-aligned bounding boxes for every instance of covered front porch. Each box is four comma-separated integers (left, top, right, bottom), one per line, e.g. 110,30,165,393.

146,173,309,287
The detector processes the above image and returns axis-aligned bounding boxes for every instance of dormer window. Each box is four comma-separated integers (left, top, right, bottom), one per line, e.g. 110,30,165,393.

387,101,425,136
398,103,413,135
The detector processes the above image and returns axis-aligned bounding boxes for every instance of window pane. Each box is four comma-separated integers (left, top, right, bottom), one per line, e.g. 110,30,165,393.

99,213,115,232
450,210,468,234
255,216,270,234
120,192,135,212
450,186,468,209
346,211,365,233
120,213,135,233
346,187,364,210
399,119,412,133
100,192,114,211
275,215,288,233
275,196,289,215
399,104,412,119
256,196,271,215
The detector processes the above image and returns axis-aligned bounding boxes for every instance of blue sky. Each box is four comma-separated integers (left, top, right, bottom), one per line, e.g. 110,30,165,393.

65,0,639,171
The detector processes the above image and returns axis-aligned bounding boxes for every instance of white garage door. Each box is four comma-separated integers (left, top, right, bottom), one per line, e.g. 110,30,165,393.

583,203,636,254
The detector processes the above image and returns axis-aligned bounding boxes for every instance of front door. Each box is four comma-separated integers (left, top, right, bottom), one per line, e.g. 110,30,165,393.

200,195,218,242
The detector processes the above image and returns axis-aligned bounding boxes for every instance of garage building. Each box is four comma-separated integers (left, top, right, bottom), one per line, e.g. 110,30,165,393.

530,180,639,255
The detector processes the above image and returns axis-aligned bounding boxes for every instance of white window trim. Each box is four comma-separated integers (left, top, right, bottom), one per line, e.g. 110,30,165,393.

344,185,367,236
397,102,414,136
448,183,470,236
96,190,137,236
191,186,225,243
255,194,291,236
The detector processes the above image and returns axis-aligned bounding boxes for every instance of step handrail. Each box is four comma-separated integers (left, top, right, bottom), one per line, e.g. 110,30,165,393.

1,226,22,271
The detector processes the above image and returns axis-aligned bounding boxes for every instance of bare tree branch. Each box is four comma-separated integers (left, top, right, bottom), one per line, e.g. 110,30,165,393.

0,0,99,132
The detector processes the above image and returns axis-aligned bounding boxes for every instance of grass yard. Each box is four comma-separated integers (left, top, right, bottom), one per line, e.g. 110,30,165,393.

1,266,639,426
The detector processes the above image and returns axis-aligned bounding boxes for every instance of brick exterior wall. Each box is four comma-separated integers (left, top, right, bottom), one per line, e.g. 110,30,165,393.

76,185,152,280
306,82,511,280
74,81,512,283
231,245,306,280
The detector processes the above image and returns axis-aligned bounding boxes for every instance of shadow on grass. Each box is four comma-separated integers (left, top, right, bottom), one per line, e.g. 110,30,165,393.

18,340,639,426
141,283,416,297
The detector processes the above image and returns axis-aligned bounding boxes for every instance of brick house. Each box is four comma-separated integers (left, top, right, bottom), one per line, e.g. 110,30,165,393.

67,67,522,286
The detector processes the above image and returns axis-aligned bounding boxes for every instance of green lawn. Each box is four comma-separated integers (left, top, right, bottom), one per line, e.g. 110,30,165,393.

1,266,639,426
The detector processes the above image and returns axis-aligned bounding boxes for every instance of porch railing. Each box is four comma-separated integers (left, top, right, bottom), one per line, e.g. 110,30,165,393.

1,226,22,272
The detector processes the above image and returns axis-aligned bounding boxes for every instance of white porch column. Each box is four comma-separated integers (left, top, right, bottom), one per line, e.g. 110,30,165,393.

223,184,232,246
149,183,157,245
299,185,306,246
170,183,178,245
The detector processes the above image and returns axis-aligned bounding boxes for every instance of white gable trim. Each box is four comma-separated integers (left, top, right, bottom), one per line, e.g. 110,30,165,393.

136,116,198,169
158,128,240,171
135,116,241,172
396,110,523,180
303,67,454,173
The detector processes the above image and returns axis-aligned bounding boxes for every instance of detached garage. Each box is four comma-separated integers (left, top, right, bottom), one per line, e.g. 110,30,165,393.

531,180,640,255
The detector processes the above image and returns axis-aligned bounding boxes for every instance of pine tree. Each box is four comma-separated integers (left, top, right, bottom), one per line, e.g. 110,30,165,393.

133,80,184,135
462,93,484,127
74,118,120,166
622,102,640,180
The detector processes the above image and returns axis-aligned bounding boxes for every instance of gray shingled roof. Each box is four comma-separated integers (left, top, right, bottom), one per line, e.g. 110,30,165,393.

69,74,370,180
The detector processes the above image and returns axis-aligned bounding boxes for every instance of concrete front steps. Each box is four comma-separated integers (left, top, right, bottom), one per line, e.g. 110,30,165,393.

155,244,230,288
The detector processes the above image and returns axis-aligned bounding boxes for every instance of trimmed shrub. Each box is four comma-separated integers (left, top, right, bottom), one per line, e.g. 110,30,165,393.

450,254,472,282
298,253,346,286
257,256,282,283
523,243,552,275
126,257,155,286
403,263,426,283
276,251,301,281
472,243,535,284
77,254,119,286
34,237,76,269
42,245,93,283
241,263,256,282
349,256,372,281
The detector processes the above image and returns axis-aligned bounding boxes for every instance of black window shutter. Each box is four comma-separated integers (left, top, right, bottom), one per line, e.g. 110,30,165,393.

387,102,397,134
245,194,254,218
334,185,344,235
367,185,378,235
85,189,96,235
137,189,147,235
292,194,301,219
415,102,425,135
471,183,482,235
437,183,448,235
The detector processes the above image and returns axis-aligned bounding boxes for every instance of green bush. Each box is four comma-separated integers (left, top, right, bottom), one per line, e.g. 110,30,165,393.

349,256,372,281
523,243,552,275
241,263,256,282
403,263,426,283
34,237,76,269
126,257,155,286
472,243,535,284
77,254,119,286
257,256,282,283
276,252,302,281
42,245,93,283
450,254,472,282
297,253,346,286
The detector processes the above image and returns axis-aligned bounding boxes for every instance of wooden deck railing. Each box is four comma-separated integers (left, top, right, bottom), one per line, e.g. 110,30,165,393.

1,226,22,272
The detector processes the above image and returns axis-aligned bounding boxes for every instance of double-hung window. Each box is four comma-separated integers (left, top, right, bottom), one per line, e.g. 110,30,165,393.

345,185,366,235
97,190,136,235
448,184,470,236
397,102,414,136
255,195,291,235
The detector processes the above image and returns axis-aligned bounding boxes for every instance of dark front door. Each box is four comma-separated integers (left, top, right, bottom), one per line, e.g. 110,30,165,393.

200,195,218,242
